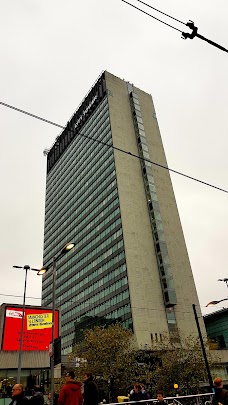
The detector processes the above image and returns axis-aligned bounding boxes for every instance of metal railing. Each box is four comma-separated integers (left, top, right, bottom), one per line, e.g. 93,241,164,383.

108,393,213,405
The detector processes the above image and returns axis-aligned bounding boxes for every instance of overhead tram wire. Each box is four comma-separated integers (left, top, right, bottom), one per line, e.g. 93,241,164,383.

0,293,41,300
135,0,185,26
0,292,226,313
0,100,228,194
121,0,228,54
121,0,182,34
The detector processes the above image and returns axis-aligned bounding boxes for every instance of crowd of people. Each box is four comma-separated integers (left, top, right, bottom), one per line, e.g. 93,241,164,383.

8,372,100,405
129,383,167,405
8,374,228,405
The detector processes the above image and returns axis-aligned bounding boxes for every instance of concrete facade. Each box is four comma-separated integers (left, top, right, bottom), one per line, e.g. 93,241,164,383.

106,72,205,346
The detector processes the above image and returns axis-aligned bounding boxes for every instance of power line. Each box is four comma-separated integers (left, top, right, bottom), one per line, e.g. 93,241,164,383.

0,293,41,300
0,101,228,194
121,0,228,54
1,292,226,311
0,101,63,130
135,0,185,25
121,0,182,33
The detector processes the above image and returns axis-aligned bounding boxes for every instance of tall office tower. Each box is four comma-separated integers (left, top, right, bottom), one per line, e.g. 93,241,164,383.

42,71,204,354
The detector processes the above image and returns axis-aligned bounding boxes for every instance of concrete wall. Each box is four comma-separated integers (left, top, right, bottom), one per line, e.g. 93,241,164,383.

105,71,205,347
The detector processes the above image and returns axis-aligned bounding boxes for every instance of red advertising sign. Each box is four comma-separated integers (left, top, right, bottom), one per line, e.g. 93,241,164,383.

2,306,59,351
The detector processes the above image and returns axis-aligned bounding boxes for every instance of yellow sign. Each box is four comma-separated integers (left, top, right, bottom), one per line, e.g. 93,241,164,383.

27,313,52,330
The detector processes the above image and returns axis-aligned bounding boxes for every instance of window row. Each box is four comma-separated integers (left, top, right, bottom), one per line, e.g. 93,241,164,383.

61,288,130,326
42,201,122,287
58,264,127,305
43,221,123,289
43,224,123,296
45,126,113,216
72,303,131,327
61,275,128,308
43,230,123,296
61,303,132,345
60,264,126,311
44,155,116,237
46,118,111,210
45,159,116,241
43,240,124,301
45,204,120,267
44,187,119,260
43,250,125,294
47,97,109,187
46,110,110,198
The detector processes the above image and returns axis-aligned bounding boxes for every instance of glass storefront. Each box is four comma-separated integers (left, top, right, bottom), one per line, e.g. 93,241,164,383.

0,368,50,400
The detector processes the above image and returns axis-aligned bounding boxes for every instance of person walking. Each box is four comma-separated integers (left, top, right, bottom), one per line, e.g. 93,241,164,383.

58,371,83,405
83,373,99,405
129,384,144,405
9,384,28,405
212,377,228,405
140,384,150,400
29,386,44,405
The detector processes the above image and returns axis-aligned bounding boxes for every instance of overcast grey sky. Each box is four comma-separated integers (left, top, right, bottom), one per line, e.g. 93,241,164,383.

0,0,228,316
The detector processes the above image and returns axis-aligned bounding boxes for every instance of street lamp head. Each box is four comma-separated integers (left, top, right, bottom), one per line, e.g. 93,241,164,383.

37,267,47,276
206,300,220,307
206,298,228,307
61,242,75,254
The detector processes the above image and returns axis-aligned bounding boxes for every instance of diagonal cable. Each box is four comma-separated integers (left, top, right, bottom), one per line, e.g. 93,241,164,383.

0,100,228,194
121,0,182,33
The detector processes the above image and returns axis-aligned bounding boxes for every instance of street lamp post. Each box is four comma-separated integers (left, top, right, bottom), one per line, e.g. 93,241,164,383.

37,242,75,405
50,258,56,405
13,265,40,383
192,304,213,390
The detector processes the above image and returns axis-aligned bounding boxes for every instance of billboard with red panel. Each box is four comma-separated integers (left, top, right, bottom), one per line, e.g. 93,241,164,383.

1,306,59,351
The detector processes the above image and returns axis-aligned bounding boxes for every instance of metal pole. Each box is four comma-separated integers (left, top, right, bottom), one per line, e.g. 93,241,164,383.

17,265,29,383
50,258,56,405
192,304,213,390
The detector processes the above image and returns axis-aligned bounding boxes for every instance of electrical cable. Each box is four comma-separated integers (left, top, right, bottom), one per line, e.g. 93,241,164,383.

0,292,226,311
0,101,227,194
0,293,41,299
121,0,182,33
122,0,228,54
135,0,185,25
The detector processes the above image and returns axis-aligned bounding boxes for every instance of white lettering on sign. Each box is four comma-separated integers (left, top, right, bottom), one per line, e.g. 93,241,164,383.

74,95,98,130
6,309,23,318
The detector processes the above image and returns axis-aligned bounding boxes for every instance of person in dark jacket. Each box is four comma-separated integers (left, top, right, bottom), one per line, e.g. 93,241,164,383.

156,390,168,405
212,377,228,405
58,371,83,405
129,384,144,405
29,386,44,405
83,373,99,405
9,384,28,405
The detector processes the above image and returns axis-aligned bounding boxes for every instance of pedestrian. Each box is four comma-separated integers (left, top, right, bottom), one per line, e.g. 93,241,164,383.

29,386,44,405
9,384,28,405
83,373,99,405
156,390,168,405
58,371,83,405
212,377,228,405
140,384,150,400
129,384,144,404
